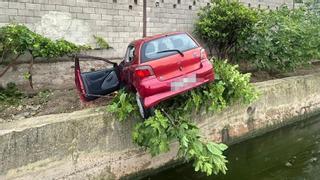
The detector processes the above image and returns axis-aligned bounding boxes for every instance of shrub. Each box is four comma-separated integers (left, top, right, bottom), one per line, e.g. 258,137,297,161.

239,6,320,72
194,0,258,59
107,59,259,176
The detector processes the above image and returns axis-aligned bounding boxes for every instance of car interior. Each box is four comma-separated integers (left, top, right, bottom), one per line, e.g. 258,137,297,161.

74,55,120,101
80,68,119,100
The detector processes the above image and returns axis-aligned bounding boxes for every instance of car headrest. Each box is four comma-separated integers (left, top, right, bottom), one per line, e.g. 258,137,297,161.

173,38,184,49
146,43,155,54
158,42,168,51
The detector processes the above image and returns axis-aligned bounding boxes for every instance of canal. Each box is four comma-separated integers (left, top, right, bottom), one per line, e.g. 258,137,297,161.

144,114,320,180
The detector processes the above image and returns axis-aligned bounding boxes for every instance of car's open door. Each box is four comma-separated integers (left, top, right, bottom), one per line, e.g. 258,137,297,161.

74,54,120,101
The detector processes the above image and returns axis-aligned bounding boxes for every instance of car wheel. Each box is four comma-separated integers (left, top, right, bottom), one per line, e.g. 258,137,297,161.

136,93,154,119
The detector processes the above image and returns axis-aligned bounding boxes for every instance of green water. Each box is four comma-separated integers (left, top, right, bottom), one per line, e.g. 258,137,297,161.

144,114,320,180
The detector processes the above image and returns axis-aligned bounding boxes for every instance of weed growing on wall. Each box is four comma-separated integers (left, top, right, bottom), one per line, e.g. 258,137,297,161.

107,59,259,176
93,35,112,49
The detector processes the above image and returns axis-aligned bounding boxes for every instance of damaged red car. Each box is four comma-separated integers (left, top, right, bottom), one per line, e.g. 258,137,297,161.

75,32,214,118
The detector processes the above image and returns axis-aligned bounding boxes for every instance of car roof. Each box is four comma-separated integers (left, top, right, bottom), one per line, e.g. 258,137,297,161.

131,32,187,45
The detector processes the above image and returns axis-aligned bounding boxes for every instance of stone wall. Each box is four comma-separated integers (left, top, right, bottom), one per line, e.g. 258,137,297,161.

1,72,320,179
0,0,294,59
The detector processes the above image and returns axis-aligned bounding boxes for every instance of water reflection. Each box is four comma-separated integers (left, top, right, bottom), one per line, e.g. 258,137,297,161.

145,114,320,180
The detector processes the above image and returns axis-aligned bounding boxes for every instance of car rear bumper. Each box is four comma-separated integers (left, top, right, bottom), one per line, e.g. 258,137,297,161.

138,60,214,108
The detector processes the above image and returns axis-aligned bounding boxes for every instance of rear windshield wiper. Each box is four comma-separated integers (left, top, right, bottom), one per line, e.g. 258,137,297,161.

157,49,184,57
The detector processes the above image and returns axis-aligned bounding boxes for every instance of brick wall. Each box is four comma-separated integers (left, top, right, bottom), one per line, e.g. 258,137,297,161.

146,0,210,36
0,0,293,58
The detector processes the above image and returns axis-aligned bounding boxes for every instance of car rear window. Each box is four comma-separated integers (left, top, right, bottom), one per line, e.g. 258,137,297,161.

141,33,198,62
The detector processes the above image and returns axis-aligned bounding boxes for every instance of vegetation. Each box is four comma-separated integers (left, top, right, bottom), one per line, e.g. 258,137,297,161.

0,24,89,87
194,0,258,59
107,89,138,121
240,6,320,72
0,83,24,106
93,35,111,49
196,1,320,72
107,59,259,176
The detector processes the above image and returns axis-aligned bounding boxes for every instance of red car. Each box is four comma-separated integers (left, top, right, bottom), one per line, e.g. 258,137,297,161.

75,32,214,118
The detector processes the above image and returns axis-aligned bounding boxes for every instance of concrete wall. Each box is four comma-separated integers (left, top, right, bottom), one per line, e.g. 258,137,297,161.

0,0,293,59
1,72,320,179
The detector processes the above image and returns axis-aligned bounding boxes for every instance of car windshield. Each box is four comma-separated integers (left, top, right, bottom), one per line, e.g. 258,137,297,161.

141,33,198,62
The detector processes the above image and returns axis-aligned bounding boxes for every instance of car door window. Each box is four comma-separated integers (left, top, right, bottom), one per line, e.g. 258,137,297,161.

125,45,135,63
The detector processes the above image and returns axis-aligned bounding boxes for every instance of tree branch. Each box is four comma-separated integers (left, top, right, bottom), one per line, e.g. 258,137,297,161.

28,55,34,89
0,54,21,78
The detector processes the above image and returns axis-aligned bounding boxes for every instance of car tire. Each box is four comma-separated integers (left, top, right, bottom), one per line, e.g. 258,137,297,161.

136,93,154,119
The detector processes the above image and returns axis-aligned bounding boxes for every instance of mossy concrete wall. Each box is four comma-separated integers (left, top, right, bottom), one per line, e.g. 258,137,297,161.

1,73,320,180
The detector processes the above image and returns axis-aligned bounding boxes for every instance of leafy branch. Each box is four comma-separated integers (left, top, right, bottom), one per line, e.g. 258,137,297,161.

107,89,138,121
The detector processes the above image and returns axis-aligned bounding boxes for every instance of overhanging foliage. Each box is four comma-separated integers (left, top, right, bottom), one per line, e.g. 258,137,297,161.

0,24,90,87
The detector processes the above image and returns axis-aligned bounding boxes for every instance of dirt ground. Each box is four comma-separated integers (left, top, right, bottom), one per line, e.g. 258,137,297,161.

1,62,320,123
0,89,114,123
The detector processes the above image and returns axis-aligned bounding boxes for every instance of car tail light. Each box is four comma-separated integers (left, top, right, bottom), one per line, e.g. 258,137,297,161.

135,65,154,79
200,48,208,60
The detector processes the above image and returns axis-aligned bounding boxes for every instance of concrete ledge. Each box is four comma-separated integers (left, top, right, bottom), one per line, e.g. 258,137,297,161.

0,57,121,91
1,73,320,179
